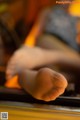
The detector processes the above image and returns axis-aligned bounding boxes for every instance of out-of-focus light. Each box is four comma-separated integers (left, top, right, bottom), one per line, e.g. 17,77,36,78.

69,0,80,17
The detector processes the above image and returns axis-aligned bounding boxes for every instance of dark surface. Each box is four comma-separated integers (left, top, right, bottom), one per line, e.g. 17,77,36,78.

0,72,5,85
0,87,80,107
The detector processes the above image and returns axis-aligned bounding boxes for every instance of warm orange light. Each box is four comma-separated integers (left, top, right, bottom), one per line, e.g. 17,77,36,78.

5,76,21,88
25,20,40,47
25,35,36,47
69,0,80,17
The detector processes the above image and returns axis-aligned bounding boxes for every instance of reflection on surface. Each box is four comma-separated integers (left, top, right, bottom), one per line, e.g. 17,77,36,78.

0,101,80,120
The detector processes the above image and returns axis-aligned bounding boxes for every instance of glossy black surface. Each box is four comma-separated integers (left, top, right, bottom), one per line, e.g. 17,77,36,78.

0,87,80,107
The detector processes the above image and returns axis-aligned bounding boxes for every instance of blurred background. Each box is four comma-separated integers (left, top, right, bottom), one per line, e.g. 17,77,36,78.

0,0,56,87
0,0,80,110
0,0,80,120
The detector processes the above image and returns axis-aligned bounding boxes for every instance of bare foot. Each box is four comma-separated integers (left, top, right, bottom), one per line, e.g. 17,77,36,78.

19,68,68,101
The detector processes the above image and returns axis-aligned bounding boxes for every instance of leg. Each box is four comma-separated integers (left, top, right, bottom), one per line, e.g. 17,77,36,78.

36,34,80,93
36,34,79,58
6,39,80,99
6,45,80,80
35,34,80,74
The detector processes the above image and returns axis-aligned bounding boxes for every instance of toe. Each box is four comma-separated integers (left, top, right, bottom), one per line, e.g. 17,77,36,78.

42,87,65,101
